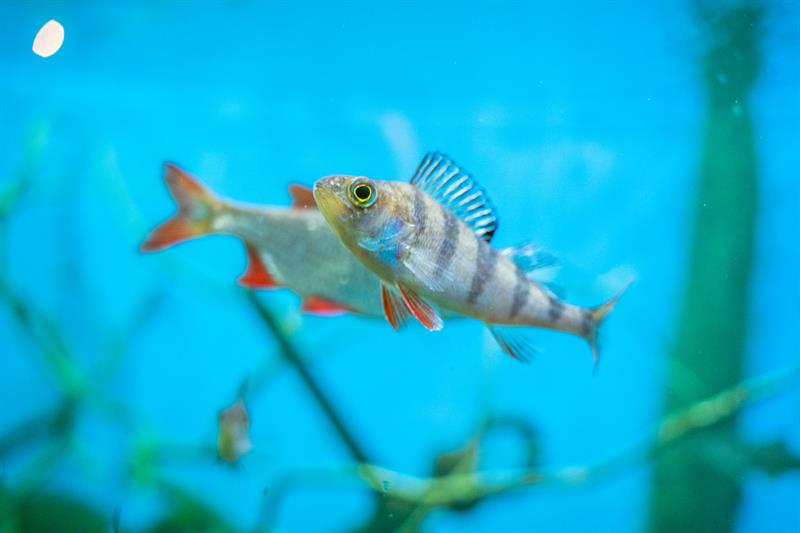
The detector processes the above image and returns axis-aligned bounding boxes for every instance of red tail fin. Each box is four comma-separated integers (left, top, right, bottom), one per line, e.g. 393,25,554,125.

141,164,218,251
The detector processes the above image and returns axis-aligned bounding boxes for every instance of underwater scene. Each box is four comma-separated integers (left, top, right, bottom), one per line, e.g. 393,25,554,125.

1,1,798,532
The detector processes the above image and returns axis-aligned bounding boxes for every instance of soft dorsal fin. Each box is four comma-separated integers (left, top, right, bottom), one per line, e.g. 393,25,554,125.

410,152,498,242
501,242,564,298
288,184,317,209
501,242,558,274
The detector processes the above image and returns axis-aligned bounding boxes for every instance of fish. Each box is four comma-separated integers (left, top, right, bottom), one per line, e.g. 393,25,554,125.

313,151,627,367
217,398,252,463
140,163,386,316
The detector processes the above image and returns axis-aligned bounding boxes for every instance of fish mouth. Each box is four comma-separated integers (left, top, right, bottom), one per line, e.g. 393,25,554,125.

313,175,351,226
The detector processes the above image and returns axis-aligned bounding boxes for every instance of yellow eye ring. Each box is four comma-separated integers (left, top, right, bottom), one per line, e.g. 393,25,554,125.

350,181,376,207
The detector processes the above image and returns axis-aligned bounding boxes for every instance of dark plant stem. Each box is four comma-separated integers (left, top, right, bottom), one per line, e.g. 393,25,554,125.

245,290,373,465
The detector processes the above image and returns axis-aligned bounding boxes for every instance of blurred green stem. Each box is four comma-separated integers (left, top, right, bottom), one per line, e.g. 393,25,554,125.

0,278,87,399
647,3,762,532
269,365,799,508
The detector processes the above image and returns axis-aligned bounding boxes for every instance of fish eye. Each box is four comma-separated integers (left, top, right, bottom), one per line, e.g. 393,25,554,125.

349,181,376,207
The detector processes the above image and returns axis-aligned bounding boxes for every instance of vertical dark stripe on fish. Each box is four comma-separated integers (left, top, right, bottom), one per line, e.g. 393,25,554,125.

581,309,594,337
547,293,565,322
509,267,530,319
411,188,428,243
434,211,459,277
467,241,497,305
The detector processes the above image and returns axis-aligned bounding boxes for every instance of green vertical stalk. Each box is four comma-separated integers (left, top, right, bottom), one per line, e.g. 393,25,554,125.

647,3,761,532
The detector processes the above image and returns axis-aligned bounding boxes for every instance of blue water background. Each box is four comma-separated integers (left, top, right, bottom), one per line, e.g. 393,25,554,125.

1,1,799,531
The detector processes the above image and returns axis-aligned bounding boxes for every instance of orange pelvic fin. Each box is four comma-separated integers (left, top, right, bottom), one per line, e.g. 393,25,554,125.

397,284,443,331
381,284,410,330
237,242,278,289
141,163,218,251
301,296,349,316
288,184,317,209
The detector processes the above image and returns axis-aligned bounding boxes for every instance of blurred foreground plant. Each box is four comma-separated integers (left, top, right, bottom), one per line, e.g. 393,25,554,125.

647,3,765,532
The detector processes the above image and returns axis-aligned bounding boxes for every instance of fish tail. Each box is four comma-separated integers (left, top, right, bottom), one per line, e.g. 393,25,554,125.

585,282,632,373
140,163,220,251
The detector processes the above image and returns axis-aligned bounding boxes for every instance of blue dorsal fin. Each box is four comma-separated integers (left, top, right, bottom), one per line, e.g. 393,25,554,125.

501,242,558,272
410,152,499,242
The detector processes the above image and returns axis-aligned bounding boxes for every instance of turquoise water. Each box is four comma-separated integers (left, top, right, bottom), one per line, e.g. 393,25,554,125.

1,2,798,532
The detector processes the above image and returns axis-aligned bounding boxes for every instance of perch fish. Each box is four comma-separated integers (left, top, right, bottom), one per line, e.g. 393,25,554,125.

313,152,626,366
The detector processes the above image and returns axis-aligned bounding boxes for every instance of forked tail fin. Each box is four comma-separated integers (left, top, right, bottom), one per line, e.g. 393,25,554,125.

140,163,219,251
585,282,632,373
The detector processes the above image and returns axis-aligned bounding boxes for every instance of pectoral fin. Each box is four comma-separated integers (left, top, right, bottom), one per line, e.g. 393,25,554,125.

381,284,410,330
397,284,443,331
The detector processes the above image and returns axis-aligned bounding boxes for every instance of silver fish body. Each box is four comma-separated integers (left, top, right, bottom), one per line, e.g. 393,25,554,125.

214,203,384,315
141,164,384,316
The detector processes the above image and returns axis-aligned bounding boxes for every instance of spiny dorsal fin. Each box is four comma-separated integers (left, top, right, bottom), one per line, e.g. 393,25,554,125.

410,152,498,242
288,184,317,209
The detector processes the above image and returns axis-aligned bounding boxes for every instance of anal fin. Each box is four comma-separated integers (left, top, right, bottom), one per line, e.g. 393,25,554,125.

238,243,278,289
381,284,410,330
301,296,349,316
489,325,537,363
397,284,443,331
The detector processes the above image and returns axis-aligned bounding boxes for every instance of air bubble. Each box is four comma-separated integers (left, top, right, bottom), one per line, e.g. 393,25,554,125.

32,20,64,58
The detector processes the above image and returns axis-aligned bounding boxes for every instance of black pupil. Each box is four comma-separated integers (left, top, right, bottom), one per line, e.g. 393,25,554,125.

355,185,371,201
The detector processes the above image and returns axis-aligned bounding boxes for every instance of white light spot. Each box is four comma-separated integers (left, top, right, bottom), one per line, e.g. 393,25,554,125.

32,20,64,58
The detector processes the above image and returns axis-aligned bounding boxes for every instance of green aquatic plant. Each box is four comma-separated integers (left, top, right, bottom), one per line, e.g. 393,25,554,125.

647,2,767,532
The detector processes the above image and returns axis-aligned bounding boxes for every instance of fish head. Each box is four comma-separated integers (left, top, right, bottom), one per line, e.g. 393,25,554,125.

314,174,409,252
